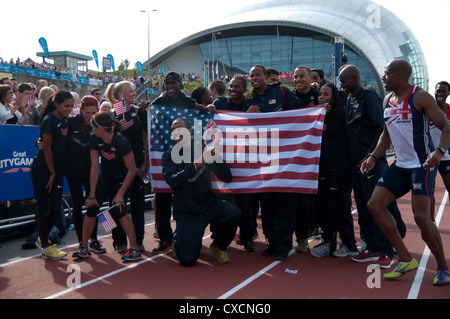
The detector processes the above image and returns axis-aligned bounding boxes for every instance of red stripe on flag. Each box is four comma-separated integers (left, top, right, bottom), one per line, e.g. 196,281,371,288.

150,107,326,194
113,100,127,116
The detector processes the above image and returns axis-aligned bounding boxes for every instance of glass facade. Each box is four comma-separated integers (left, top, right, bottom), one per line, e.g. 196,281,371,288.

149,0,428,94
200,32,378,89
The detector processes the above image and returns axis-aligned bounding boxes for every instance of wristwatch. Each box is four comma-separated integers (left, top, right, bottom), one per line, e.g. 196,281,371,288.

437,147,446,155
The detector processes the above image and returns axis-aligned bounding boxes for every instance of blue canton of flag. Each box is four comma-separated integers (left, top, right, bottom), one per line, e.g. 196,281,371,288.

97,207,117,232
149,105,214,192
150,105,213,152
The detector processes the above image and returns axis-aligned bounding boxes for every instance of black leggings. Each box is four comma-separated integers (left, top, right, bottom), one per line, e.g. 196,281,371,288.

86,173,131,219
112,176,146,246
67,177,99,242
173,198,241,267
30,167,64,249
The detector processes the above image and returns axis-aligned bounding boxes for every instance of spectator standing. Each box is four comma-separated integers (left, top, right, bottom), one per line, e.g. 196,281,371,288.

208,80,226,100
35,79,48,98
0,84,28,125
29,87,55,126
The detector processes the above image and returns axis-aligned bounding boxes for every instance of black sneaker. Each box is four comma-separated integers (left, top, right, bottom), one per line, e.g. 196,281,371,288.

113,241,127,253
72,244,91,258
262,245,276,257
275,252,289,261
243,240,256,252
152,241,172,255
121,247,142,262
89,239,106,254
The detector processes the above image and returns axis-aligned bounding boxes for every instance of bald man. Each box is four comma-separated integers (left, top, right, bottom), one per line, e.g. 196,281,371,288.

162,118,241,267
339,65,405,267
360,59,450,286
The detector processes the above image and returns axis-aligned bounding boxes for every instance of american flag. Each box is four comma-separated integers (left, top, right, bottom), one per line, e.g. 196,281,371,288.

97,207,117,232
149,105,326,194
113,99,127,116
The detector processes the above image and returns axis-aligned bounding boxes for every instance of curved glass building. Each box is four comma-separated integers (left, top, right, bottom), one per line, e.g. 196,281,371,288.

146,0,428,94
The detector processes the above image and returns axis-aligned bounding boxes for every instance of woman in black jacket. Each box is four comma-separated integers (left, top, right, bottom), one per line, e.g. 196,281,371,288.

309,84,358,258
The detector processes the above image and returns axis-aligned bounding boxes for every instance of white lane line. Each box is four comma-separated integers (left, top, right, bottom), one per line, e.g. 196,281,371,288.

218,250,295,299
45,251,169,299
407,191,448,299
0,222,156,267
44,233,211,299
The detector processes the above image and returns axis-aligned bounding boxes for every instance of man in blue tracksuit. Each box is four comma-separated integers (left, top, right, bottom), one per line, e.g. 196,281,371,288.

162,118,240,267
339,65,406,268
151,72,199,255
246,65,304,260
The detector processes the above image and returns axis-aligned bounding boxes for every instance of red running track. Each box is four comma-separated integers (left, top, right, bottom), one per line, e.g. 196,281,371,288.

0,180,449,302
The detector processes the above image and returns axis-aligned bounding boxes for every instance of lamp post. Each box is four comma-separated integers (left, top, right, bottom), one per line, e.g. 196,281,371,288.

141,9,157,99
211,32,221,82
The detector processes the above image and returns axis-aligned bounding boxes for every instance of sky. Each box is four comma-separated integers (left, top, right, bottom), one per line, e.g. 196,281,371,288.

1,0,449,93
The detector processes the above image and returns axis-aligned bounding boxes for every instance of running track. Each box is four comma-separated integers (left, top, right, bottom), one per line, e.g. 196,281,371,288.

1,179,449,304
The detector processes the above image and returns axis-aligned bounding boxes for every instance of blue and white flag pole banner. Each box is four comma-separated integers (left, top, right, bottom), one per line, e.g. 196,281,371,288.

92,50,99,69
107,54,115,73
38,37,50,60
136,61,144,77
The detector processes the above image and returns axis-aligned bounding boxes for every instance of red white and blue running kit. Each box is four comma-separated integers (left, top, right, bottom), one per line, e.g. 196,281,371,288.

429,103,450,176
378,85,437,198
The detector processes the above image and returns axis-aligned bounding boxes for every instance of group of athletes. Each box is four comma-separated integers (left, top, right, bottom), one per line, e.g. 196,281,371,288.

28,58,450,286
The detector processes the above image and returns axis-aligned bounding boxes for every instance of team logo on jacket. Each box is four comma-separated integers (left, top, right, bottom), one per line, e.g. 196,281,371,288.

61,127,68,136
101,150,116,160
122,119,134,130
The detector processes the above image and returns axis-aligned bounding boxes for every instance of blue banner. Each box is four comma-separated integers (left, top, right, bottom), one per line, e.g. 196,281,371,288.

0,125,69,201
92,50,99,69
107,54,115,73
38,37,50,59
136,61,144,77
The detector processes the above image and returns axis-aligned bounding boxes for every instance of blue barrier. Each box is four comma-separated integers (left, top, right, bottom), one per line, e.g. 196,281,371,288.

0,125,70,202
0,63,101,86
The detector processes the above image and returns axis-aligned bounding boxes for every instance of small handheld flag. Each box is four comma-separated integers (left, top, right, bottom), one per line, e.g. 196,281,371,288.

113,99,127,116
97,207,117,232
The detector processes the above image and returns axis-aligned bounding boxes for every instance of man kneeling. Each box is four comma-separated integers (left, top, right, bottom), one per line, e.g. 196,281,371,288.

162,118,241,267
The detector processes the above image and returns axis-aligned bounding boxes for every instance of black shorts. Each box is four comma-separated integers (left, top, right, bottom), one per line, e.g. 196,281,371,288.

376,163,437,199
86,173,132,218
437,159,450,177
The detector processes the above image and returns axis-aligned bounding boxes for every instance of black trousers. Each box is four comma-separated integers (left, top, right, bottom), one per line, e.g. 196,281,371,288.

315,163,356,252
67,177,98,242
154,192,174,243
173,198,241,267
30,167,64,248
86,173,132,219
259,192,297,255
352,157,406,257
295,194,318,241
233,193,257,243
112,176,145,246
